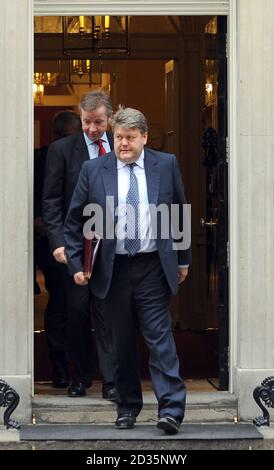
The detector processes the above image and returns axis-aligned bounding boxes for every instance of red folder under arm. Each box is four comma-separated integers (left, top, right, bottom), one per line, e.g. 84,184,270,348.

83,232,101,279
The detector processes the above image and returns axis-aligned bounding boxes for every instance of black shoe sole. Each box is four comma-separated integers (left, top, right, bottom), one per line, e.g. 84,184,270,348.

115,424,135,430
157,420,179,434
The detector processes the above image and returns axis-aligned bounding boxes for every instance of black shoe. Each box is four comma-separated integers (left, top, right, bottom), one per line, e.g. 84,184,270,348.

102,387,117,402
52,366,69,388
115,413,136,429
68,381,90,397
157,416,180,434
52,376,69,388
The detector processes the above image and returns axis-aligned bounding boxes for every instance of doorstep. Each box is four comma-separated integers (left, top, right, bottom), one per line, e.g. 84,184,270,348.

31,391,238,424
20,422,263,441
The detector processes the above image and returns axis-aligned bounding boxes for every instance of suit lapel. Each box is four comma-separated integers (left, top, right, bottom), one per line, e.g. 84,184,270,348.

106,130,114,150
74,132,113,171
100,149,159,226
144,149,160,206
74,132,89,172
102,152,118,220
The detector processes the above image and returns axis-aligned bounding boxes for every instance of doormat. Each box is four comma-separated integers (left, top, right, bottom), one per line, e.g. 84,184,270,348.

20,423,263,441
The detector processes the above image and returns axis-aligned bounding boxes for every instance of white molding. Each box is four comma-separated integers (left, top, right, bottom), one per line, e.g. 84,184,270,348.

33,1,229,15
227,0,237,394
29,0,35,398
31,0,237,393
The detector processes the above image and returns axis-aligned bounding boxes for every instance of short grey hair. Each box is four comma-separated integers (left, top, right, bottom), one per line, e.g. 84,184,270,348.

111,106,148,134
79,90,112,115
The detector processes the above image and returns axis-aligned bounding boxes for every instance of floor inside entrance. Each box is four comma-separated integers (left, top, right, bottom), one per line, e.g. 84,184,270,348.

34,378,216,395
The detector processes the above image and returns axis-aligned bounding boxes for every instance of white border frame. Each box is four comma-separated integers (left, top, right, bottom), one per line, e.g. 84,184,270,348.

29,0,35,398
227,0,237,394
34,1,230,16
31,0,237,393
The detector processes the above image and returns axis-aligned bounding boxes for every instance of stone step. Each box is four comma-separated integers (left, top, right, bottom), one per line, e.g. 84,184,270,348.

32,391,237,424
2,425,274,450
20,422,263,442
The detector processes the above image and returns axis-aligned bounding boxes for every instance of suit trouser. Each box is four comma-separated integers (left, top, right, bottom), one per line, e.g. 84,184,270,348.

105,252,186,422
65,274,115,387
35,236,68,369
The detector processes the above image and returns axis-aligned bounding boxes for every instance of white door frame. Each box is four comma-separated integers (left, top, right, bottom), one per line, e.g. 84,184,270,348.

31,0,238,392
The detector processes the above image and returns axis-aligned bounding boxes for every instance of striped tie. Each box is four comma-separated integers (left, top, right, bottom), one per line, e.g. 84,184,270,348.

124,163,141,256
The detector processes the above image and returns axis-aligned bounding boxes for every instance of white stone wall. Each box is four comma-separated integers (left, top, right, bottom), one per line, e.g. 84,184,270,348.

0,0,33,423
236,0,274,420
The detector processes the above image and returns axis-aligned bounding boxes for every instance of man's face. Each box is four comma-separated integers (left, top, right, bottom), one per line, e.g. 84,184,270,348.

81,105,110,141
114,126,148,164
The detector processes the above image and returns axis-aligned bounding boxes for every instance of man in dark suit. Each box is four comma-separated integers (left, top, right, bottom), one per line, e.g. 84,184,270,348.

34,110,81,388
64,107,191,434
43,91,116,400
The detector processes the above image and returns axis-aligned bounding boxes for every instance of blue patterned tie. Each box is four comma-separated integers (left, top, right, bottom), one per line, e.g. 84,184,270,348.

124,163,141,256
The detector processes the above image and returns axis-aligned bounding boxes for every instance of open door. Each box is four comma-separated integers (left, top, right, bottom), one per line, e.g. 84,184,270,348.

164,59,181,328
216,16,228,390
165,59,179,155
164,17,229,388
200,16,228,389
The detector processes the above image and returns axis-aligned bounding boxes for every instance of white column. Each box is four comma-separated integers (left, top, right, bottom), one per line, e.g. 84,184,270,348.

0,0,33,423
236,0,274,419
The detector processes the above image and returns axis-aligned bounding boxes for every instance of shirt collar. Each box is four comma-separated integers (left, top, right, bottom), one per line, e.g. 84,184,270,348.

117,149,145,170
83,131,108,146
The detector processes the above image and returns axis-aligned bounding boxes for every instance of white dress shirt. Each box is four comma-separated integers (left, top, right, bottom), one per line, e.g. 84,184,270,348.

83,131,111,159
115,151,189,268
115,150,157,254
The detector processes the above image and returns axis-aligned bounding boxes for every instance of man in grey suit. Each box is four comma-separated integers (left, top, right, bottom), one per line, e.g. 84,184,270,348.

64,107,191,434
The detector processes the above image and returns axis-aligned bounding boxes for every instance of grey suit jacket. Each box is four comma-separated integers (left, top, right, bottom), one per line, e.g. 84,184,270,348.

64,148,191,299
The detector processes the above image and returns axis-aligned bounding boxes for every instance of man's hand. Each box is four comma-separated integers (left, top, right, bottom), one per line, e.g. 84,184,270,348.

74,272,88,286
178,267,188,284
53,246,67,264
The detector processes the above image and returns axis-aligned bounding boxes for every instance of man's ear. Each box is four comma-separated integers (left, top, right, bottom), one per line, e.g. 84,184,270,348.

143,132,148,145
107,113,113,127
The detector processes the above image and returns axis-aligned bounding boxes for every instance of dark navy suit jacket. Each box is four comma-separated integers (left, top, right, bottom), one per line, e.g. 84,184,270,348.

64,148,191,299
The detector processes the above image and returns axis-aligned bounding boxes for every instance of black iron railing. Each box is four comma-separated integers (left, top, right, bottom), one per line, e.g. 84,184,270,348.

253,376,274,427
0,379,20,429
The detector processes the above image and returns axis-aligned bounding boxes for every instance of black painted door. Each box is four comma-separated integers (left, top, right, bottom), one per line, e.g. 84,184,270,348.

216,16,229,390
202,16,228,389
